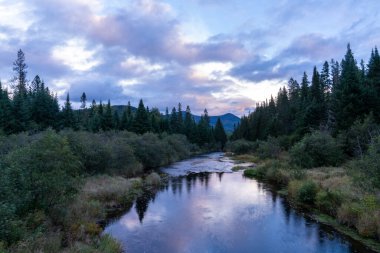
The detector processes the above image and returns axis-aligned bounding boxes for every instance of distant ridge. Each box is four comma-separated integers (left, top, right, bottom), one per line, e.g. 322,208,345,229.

111,105,240,132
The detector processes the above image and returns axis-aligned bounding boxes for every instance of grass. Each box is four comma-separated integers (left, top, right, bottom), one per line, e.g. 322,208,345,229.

232,152,380,251
243,168,263,179
230,154,260,164
232,166,247,171
5,175,145,253
316,214,380,253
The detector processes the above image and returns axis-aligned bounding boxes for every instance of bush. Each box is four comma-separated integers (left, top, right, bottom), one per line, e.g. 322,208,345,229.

243,168,264,179
106,138,143,177
3,130,81,216
316,190,342,216
61,131,111,174
297,181,318,204
145,172,161,187
130,133,170,168
348,136,380,189
290,131,343,168
337,202,362,227
357,213,377,238
337,115,379,157
226,140,259,154
257,137,281,159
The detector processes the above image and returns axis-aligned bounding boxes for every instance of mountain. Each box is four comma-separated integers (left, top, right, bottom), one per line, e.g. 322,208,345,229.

110,105,240,132
190,113,240,132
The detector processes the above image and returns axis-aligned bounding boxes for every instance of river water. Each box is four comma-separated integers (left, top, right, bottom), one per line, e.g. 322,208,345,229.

104,153,372,253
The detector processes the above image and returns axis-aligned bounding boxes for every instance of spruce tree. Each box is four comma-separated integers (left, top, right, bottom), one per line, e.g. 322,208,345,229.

80,92,87,109
12,49,30,132
334,44,367,130
214,117,227,150
103,99,113,130
170,107,178,133
0,81,14,134
132,99,150,134
62,93,75,129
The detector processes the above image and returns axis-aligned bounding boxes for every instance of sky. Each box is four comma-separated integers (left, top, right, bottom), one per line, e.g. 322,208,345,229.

0,0,379,116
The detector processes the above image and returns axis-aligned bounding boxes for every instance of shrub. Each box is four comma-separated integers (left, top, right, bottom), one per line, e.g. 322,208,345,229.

61,131,111,174
290,131,343,168
3,130,81,216
145,172,161,187
129,133,168,168
337,202,362,227
348,136,380,189
315,190,342,216
257,136,281,159
287,180,302,200
297,181,318,204
337,115,379,157
243,168,264,179
226,140,259,154
106,138,143,177
357,213,377,238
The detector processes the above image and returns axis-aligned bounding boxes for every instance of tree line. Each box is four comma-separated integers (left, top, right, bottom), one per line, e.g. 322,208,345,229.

0,50,227,149
232,44,380,143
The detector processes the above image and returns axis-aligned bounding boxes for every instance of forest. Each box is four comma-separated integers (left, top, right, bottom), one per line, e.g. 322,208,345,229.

0,50,227,252
229,44,380,246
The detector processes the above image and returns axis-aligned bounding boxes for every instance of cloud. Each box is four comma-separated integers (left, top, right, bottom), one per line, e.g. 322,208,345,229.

0,0,379,116
230,34,348,82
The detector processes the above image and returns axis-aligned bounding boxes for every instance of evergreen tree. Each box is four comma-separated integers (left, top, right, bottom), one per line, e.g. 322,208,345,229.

88,99,101,132
367,47,380,121
132,99,150,134
177,103,183,133
12,50,30,132
170,107,178,133
334,44,367,130
80,92,87,109
61,93,75,128
103,99,113,130
214,117,227,150
113,110,120,130
0,81,14,134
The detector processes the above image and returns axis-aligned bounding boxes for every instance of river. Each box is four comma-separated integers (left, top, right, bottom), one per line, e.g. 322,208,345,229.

104,153,372,253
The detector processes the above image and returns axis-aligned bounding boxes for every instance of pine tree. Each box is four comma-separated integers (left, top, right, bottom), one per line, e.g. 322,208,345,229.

334,44,367,130
367,47,380,121
12,49,28,97
80,92,87,109
170,107,178,133
0,81,14,134
62,93,75,128
132,99,150,134
214,117,227,150
102,99,113,130
12,50,30,132
177,103,183,133
113,110,120,130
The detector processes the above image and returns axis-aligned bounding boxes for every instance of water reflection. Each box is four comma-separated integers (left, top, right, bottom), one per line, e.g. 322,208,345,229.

105,155,373,253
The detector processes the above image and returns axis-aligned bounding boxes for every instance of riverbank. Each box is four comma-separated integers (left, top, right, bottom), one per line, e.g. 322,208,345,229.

0,129,213,253
231,153,380,253
2,173,163,253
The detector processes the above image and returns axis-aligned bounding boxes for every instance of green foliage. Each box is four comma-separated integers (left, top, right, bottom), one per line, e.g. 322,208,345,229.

257,137,281,159
226,139,259,154
4,130,80,213
338,115,379,157
290,131,343,168
145,172,161,187
297,181,318,204
214,117,227,150
243,168,264,179
316,190,343,216
348,136,380,189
